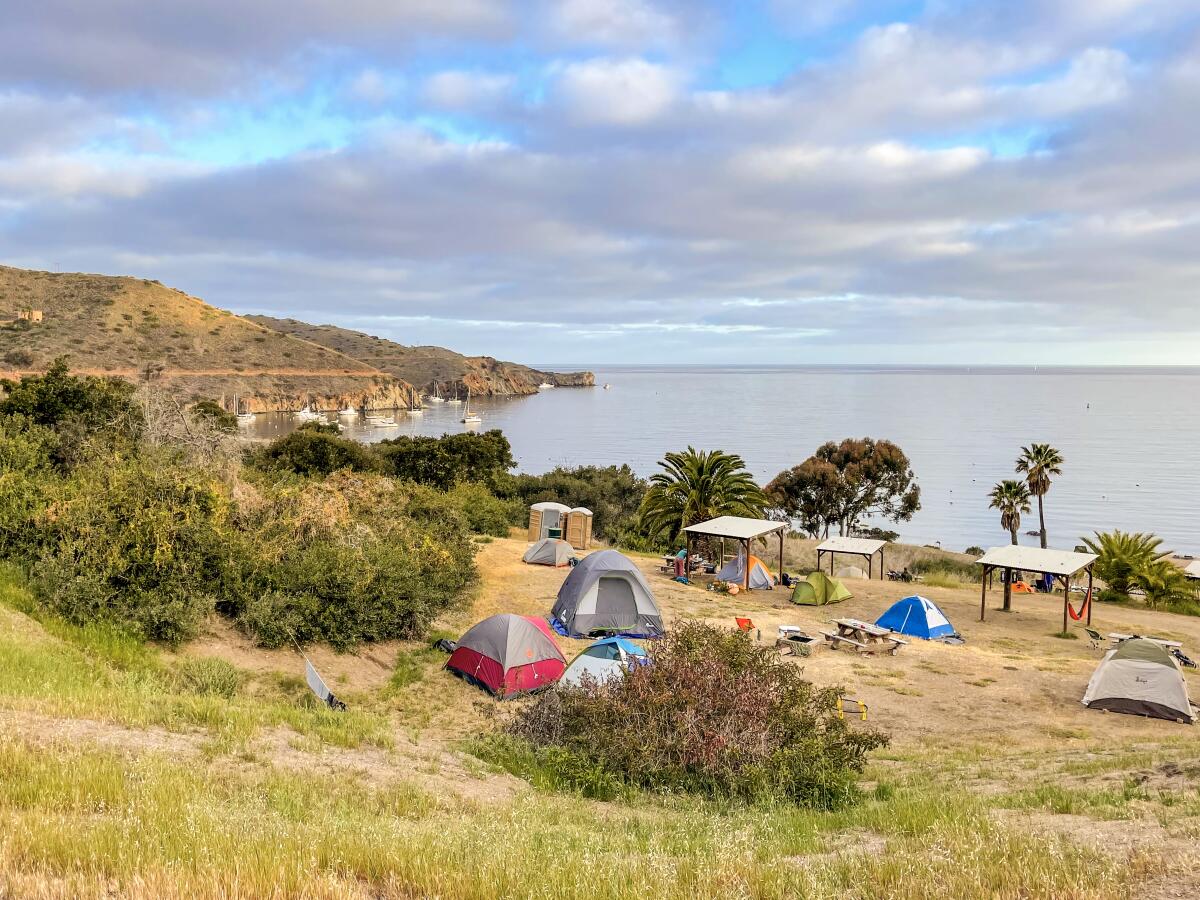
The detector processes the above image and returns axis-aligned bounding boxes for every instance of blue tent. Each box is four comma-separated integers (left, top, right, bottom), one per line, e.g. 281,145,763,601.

876,595,957,640
560,637,649,687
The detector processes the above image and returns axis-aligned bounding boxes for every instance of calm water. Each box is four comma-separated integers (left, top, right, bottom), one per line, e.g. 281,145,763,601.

244,366,1200,553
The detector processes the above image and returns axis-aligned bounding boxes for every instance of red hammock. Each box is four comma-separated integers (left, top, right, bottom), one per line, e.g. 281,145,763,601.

1066,590,1092,621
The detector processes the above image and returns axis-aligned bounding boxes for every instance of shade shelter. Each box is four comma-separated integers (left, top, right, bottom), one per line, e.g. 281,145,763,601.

1184,561,1200,580
816,536,887,580
682,516,787,591
976,546,1098,631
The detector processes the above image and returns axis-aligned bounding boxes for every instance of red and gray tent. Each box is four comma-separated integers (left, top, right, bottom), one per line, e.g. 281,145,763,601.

446,613,566,697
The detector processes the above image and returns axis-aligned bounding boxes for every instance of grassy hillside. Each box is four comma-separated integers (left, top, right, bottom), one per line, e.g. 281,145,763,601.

0,267,375,376
249,316,593,395
2,537,1199,897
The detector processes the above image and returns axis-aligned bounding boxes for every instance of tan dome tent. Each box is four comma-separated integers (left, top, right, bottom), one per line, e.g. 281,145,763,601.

523,538,574,567
836,565,868,580
552,550,663,638
564,507,593,549
1082,638,1195,723
528,501,571,541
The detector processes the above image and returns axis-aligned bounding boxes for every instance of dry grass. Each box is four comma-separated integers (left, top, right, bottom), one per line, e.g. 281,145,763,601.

3,536,1200,897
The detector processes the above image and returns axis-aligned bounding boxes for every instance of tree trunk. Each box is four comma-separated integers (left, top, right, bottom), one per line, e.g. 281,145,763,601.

1037,493,1047,549
1009,525,1018,546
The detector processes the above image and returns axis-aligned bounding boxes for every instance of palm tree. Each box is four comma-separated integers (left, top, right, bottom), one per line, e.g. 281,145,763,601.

1082,530,1168,597
1015,444,1063,549
638,447,766,545
988,480,1031,545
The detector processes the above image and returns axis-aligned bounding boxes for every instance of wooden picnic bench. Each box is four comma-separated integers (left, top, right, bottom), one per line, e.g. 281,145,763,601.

822,618,908,656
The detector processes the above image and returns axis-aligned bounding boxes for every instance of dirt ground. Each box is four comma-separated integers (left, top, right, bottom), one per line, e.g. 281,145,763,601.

464,536,1200,754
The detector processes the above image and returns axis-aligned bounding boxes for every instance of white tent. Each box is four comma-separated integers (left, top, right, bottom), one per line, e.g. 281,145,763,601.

1082,638,1194,723
560,637,648,688
523,538,574,567
836,565,868,580
717,551,774,590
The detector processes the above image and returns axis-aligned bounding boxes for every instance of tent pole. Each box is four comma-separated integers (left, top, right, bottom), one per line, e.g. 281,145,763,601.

979,564,989,621
1087,567,1094,626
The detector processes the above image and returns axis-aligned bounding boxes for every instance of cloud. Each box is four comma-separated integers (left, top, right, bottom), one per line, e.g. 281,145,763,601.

548,0,680,48
422,70,515,110
552,57,682,125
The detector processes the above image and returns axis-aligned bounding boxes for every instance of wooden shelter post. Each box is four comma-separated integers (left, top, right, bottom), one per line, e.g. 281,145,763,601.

980,564,990,621
743,539,750,590
683,532,690,582
777,531,785,586
1062,574,1071,634
1087,567,1094,625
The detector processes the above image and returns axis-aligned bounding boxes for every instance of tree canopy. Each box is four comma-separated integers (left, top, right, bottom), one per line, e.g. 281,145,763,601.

765,438,920,538
637,447,766,545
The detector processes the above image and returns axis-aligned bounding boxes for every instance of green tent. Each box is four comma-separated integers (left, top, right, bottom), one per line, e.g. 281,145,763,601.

791,571,852,606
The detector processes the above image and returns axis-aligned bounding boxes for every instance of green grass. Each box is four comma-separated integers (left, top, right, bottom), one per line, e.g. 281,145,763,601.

0,736,1132,900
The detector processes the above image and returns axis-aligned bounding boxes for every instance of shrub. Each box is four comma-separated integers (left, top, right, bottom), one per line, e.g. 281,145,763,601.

29,454,228,644
505,622,888,807
495,464,649,543
0,417,58,559
446,481,522,536
250,429,380,476
174,657,242,698
189,400,237,434
375,430,515,490
908,556,981,584
226,472,476,649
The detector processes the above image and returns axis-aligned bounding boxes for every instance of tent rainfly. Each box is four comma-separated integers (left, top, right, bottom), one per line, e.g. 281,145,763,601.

682,516,788,591
976,545,1098,631
816,536,887,580
523,538,574,567
552,550,664,638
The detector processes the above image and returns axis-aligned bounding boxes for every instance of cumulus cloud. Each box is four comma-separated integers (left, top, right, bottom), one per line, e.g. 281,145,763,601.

422,70,515,110
552,57,682,125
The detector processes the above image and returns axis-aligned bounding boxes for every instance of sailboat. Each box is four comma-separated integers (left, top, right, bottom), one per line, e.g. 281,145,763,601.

338,404,357,417
295,403,321,422
408,386,423,415
425,384,445,404
447,382,463,405
538,381,554,390
461,387,482,425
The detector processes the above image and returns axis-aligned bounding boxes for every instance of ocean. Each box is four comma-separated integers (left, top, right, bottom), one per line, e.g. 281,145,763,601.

243,365,1200,554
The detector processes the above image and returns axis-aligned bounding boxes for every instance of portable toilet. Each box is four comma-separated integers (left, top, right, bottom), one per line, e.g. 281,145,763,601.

528,502,571,541
565,507,593,550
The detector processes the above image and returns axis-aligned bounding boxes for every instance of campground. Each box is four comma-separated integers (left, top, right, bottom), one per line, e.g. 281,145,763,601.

3,536,1200,897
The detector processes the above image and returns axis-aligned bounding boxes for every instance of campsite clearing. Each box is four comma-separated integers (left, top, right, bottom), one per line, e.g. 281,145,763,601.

3,537,1200,897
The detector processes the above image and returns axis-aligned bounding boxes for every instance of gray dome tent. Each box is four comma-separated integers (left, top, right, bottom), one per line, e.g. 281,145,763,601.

523,538,574,567
1082,638,1195,723
551,550,664,638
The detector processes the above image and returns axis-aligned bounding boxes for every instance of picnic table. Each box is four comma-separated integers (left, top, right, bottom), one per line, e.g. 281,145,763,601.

821,618,908,656
1108,632,1183,649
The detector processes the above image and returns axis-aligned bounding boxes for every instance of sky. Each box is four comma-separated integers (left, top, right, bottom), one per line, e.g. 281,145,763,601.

2,0,1200,365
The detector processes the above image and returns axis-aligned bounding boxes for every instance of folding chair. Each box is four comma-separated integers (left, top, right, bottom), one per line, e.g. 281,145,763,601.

734,618,760,643
1081,627,1104,650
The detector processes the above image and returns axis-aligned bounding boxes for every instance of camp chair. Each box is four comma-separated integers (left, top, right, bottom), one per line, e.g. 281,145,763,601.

735,617,754,631
1172,647,1198,669
1080,627,1104,650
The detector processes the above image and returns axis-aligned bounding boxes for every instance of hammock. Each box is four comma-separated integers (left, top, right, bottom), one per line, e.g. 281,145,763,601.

1066,590,1092,621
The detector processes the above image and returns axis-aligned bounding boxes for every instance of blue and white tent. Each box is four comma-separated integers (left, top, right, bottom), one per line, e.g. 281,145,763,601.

876,595,957,640
559,637,649,688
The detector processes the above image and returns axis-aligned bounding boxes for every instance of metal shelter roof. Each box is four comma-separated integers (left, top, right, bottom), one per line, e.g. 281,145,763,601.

817,536,887,555
1184,560,1200,580
976,545,1097,577
683,516,787,541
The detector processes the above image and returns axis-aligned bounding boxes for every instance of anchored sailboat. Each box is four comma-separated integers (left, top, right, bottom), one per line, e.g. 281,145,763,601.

461,387,482,425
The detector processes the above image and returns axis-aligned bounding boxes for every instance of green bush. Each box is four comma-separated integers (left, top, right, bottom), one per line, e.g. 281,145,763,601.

174,657,243,698
249,429,380,476
28,454,228,644
495,464,650,544
189,400,237,434
227,472,476,650
909,556,981,584
504,622,887,807
0,417,58,560
375,430,515,490
446,481,522,536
